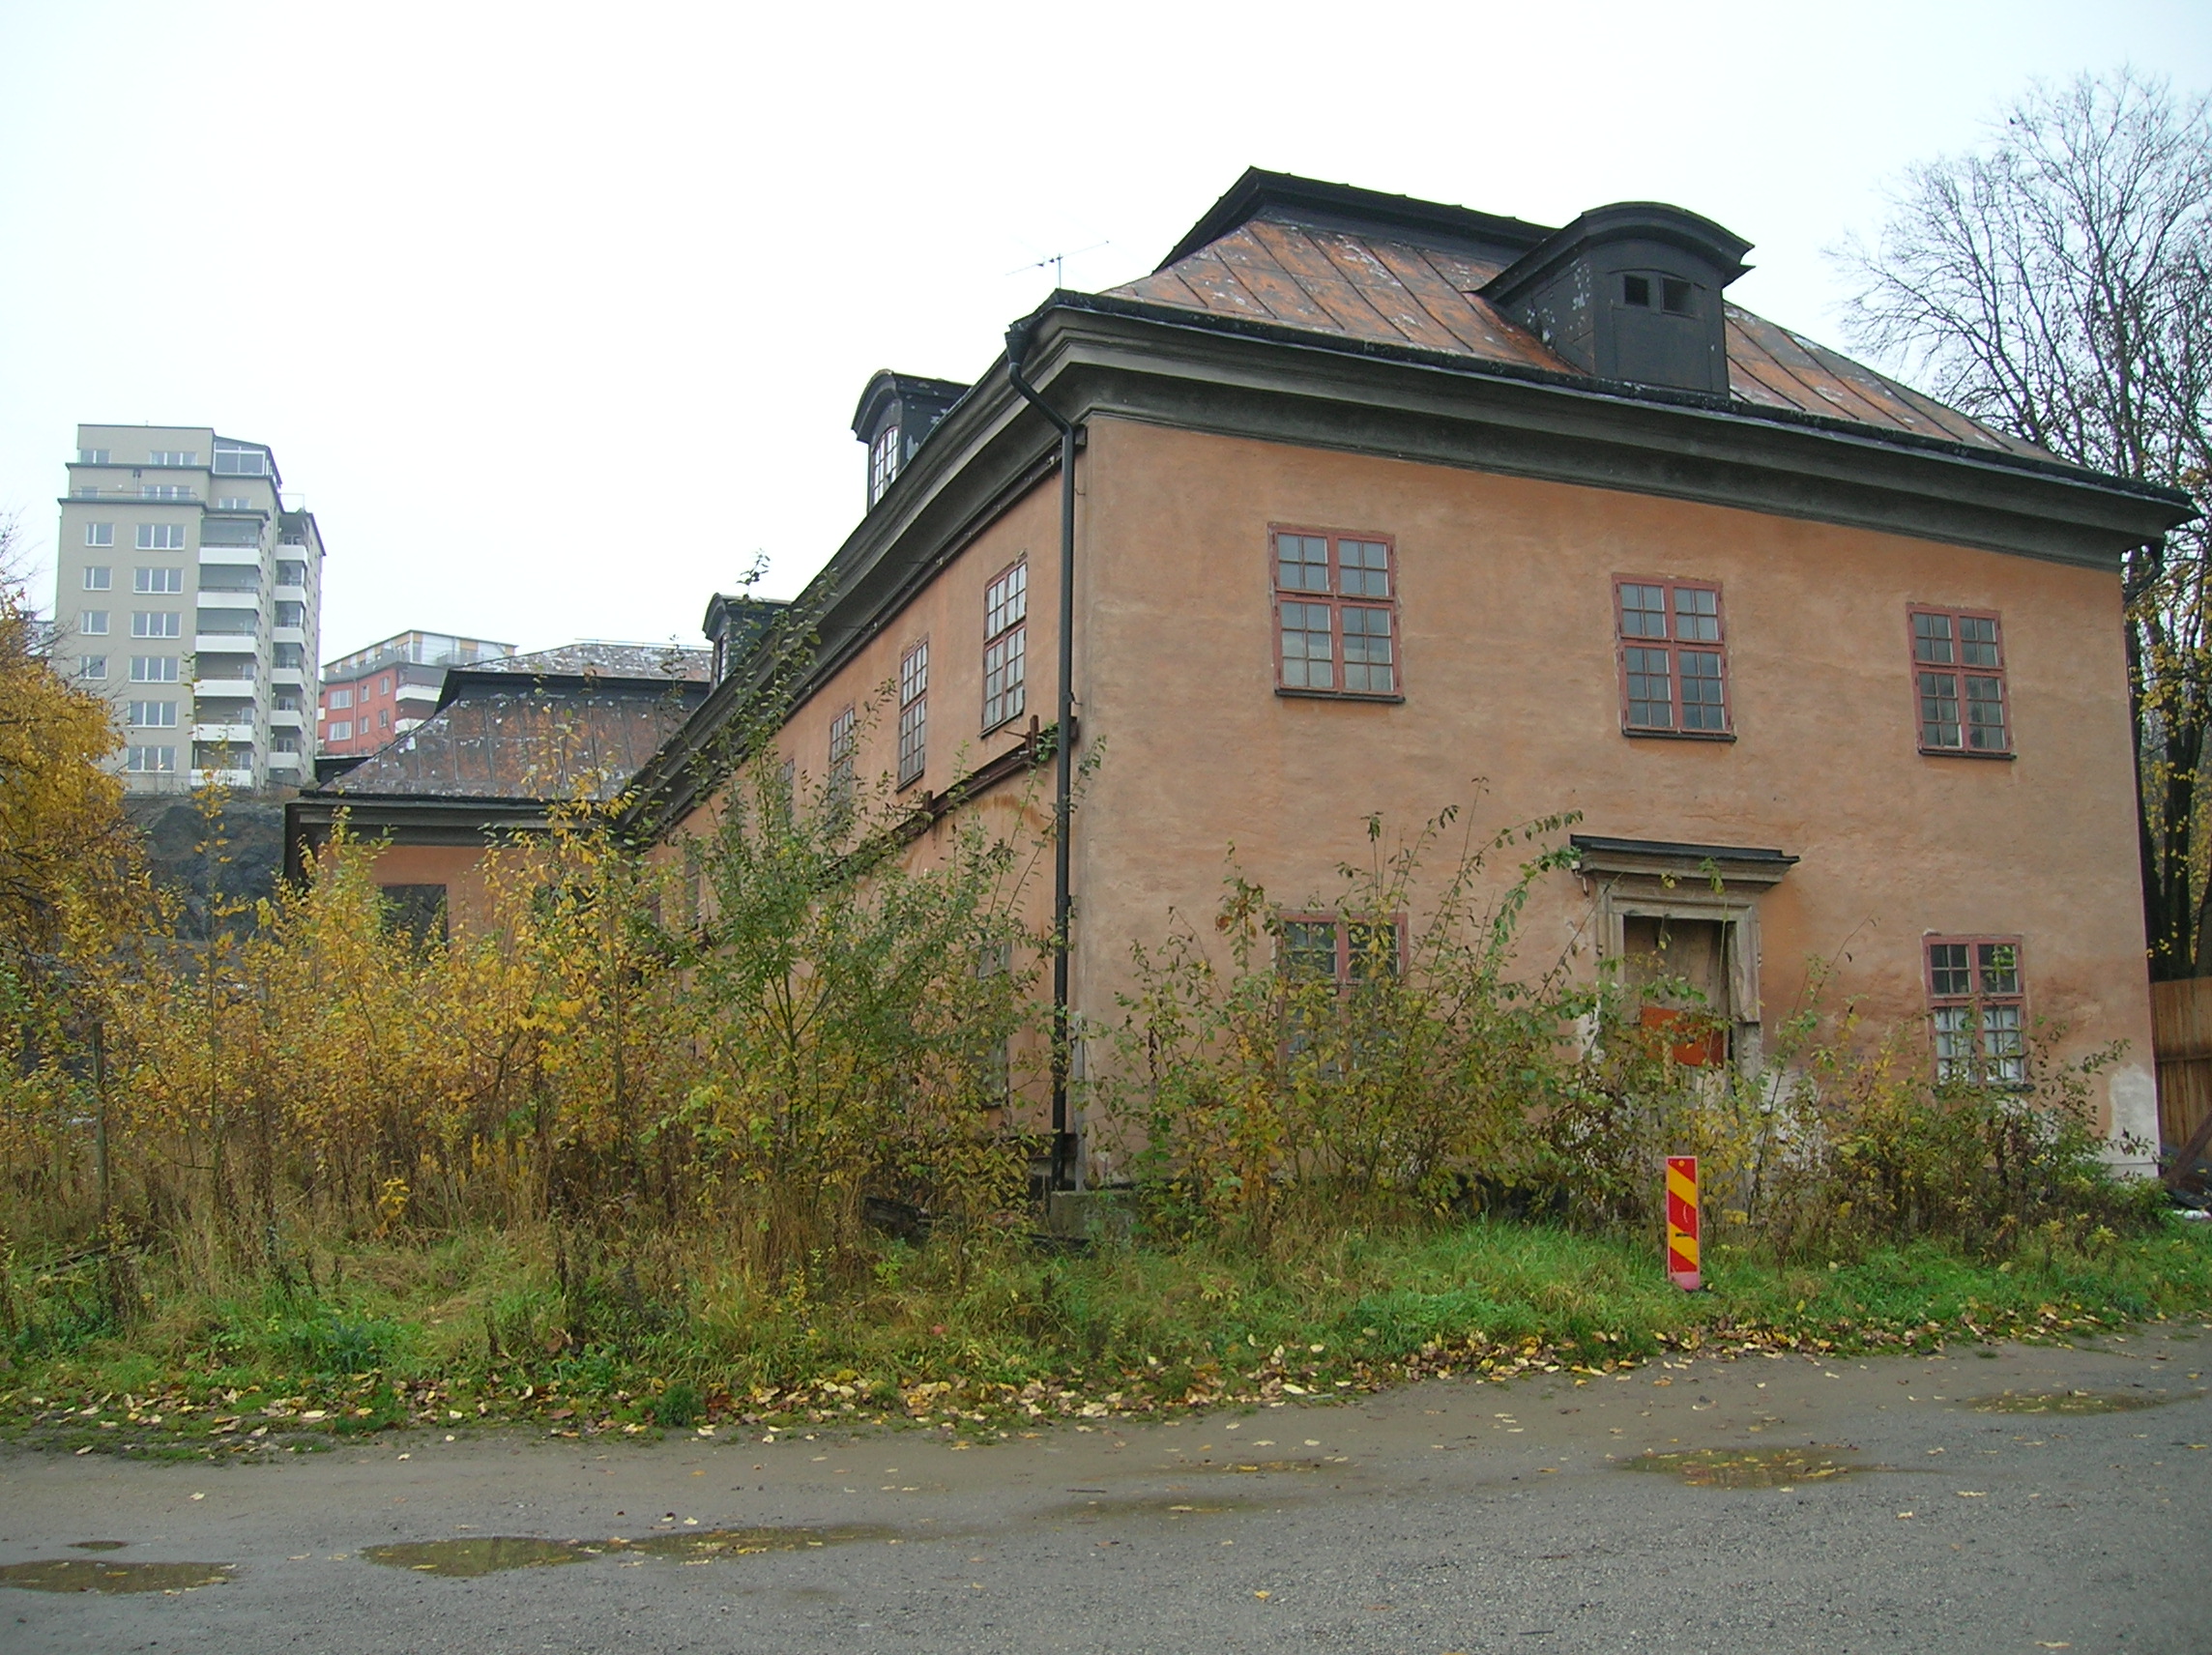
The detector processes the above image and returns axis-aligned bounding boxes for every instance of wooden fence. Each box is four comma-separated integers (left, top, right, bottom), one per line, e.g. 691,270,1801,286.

2151,977,2212,1183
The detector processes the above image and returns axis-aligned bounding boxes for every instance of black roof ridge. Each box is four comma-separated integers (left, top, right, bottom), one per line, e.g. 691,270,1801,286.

1156,167,1557,273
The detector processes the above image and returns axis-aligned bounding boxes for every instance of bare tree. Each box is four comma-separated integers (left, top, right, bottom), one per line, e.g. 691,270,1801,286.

1836,69,2212,977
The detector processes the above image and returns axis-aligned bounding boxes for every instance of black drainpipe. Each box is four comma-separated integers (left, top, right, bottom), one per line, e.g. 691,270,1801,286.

1004,315,1080,1193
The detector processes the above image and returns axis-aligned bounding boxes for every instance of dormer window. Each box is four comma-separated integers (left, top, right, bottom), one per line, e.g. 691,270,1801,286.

869,423,901,506
853,371,971,510
1482,203,1749,395
1620,274,1697,315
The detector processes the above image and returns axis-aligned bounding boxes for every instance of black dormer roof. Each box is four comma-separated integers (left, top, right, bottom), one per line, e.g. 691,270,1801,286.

1481,203,1752,310
851,371,972,445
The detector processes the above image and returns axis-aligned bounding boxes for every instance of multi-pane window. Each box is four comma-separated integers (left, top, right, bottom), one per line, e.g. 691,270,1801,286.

125,745,177,773
982,560,1027,731
135,566,183,594
78,448,109,465
132,611,182,638
79,611,108,635
274,643,304,668
1911,608,2009,754
1280,915,1403,985
869,424,901,505
1616,578,1729,733
827,705,858,812
329,721,353,741
276,560,306,587
140,484,190,500
275,600,304,627
216,496,252,511
78,655,107,681
329,687,353,710
1272,530,1399,697
137,524,186,550
128,700,178,727
897,640,928,788
1927,937,2025,1084
83,566,111,591
1621,272,1697,315
85,522,113,546
213,448,265,475
146,450,198,467
131,656,179,682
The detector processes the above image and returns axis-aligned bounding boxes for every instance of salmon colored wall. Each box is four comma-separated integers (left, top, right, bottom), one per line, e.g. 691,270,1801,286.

343,843,497,935
1068,419,2157,1165
773,480,1062,811
667,417,2158,1171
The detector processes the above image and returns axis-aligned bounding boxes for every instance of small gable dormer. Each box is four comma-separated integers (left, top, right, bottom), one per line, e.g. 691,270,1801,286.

1480,204,1751,396
702,592,790,683
851,371,970,508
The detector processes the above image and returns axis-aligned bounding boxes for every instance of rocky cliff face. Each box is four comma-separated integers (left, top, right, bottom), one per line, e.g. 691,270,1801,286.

125,794,288,939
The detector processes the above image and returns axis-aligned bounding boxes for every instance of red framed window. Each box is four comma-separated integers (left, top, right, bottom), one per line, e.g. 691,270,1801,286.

1910,607,2009,755
1279,915,1404,984
897,639,927,789
982,560,1027,732
1925,935,2024,1084
1271,528,1400,699
1615,577,1730,735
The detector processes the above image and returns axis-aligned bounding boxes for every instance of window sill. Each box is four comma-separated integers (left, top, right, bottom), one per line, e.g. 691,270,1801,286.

895,771,926,795
1274,687,1406,705
1918,746,2016,761
1623,726,1736,742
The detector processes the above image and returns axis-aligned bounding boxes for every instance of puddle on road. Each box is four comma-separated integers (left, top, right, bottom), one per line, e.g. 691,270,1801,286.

68,1541,129,1552
1052,1494,1258,1522
1621,1447,1862,1489
364,1525,898,1578
364,1538,595,1577
1971,1388,2206,1415
618,1525,896,1560
0,1559,231,1594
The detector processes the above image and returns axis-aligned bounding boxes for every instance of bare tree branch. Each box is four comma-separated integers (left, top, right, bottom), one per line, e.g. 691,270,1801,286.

1834,69,2212,978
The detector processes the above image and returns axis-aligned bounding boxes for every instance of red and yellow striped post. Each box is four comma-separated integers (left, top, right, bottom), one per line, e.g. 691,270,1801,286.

1665,1155,1701,1292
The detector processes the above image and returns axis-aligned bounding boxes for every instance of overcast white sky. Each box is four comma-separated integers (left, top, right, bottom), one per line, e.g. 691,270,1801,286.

3,1,2208,660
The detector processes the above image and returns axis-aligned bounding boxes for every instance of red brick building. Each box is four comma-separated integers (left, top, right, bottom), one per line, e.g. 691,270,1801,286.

318,630,514,758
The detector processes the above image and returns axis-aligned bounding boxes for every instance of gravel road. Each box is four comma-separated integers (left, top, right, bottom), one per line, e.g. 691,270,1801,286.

3,1323,2205,1654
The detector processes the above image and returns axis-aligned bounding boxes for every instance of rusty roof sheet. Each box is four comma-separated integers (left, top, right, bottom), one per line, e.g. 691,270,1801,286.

1108,216,2048,460
324,680,706,802
470,642,712,682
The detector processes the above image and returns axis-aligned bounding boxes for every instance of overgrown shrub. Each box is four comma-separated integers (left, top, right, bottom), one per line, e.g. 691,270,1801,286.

1101,812,2151,1258
0,750,1047,1290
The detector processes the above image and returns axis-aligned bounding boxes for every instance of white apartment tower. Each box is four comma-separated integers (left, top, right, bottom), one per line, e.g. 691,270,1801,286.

54,423,325,793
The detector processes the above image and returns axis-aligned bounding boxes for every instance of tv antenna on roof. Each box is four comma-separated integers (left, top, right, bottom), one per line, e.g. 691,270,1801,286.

1005,242,1110,286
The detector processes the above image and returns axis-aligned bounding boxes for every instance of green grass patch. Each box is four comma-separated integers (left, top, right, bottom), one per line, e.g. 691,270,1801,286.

3,1216,2207,1455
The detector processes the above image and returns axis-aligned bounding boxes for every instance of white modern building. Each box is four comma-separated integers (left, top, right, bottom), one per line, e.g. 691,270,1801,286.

53,423,326,793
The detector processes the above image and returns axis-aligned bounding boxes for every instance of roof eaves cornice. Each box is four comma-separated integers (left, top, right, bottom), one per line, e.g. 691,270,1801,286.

1046,289,2197,517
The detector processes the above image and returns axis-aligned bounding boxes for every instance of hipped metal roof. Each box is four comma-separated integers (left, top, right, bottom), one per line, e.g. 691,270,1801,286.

1108,170,2049,460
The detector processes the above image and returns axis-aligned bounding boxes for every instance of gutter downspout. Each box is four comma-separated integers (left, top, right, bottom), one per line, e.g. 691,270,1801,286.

1004,315,1081,1193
